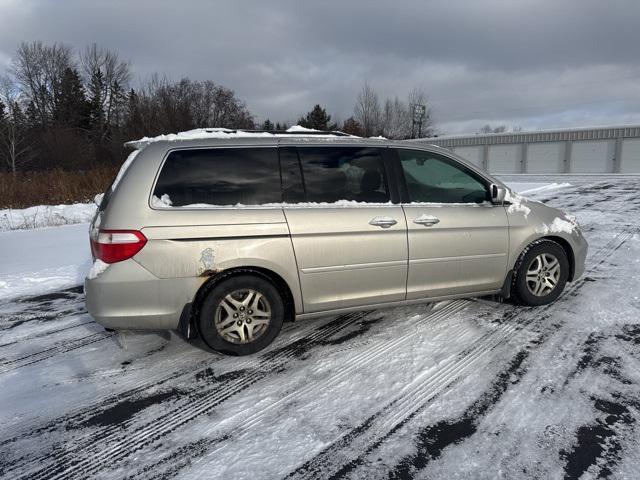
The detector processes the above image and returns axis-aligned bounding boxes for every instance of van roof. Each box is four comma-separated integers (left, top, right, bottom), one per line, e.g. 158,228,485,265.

123,127,446,151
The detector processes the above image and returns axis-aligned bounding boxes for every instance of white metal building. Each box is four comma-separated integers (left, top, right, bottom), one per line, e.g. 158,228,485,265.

412,125,640,174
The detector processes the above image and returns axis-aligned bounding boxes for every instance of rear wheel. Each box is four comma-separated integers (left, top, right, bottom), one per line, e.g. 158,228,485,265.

198,275,284,355
512,240,569,306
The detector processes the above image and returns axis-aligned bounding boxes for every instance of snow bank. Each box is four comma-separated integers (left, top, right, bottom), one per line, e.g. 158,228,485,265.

509,182,572,195
0,203,97,232
0,223,92,300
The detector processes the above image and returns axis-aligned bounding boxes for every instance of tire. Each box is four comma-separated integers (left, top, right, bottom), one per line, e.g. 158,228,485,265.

198,275,284,356
512,240,570,306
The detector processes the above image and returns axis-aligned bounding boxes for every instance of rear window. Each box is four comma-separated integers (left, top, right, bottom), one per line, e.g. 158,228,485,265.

152,148,281,207
297,147,389,203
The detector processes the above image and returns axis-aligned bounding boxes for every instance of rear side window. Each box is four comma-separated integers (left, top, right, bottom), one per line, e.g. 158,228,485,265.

297,147,389,203
152,148,281,207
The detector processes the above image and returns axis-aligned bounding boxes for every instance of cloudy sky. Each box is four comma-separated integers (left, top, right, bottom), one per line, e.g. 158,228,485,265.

1,0,640,135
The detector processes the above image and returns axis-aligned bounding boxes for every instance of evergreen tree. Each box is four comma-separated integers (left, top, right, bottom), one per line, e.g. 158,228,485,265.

261,118,274,130
297,104,337,131
341,117,365,137
88,68,105,136
54,68,90,129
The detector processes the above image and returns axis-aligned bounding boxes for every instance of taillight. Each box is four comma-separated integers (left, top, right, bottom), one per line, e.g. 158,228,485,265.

90,230,147,264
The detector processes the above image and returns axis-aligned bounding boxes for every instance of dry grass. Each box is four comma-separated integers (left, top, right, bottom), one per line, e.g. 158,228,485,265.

0,167,118,209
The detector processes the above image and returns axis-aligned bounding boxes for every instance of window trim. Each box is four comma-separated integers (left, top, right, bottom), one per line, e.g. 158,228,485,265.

391,147,492,205
148,145,284,211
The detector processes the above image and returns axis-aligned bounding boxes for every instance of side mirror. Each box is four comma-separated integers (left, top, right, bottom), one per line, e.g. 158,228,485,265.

490,184,507,203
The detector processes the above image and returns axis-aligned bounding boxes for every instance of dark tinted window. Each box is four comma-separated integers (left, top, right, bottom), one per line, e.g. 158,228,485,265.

297,147,389,203
153,148,281,206
279,147,305,203
398,149,489,203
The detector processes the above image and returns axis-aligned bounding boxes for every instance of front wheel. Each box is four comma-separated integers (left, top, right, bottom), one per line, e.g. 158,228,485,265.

198,275,284,355
512,240,569,306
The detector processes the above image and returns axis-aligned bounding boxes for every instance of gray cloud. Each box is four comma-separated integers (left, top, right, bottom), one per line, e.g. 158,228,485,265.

1,0,639,134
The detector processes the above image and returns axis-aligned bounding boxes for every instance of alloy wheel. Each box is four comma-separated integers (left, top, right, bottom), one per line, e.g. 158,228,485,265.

214,289,271,344
525,253,561,297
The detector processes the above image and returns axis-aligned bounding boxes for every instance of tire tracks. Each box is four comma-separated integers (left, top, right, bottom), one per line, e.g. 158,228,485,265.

0,330,115,374
9,310,371,480
127,300,472,480
284,226,635,479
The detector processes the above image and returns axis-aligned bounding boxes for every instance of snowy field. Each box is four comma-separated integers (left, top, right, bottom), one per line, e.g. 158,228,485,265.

0,175,639,479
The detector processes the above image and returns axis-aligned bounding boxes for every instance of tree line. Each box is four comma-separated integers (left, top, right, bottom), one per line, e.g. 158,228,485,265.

0,40,435,174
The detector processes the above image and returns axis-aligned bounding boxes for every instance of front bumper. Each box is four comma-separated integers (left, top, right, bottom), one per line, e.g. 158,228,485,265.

571,232,588,281
85,259,201,330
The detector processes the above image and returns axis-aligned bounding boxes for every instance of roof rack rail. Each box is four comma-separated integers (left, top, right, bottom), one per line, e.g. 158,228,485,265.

239,129,352,136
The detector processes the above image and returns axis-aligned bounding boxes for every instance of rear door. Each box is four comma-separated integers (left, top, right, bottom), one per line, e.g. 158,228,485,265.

395,148,509,299
281,146,408,313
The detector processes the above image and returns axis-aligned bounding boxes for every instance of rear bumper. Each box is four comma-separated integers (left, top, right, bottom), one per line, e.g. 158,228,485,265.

85,259,201,330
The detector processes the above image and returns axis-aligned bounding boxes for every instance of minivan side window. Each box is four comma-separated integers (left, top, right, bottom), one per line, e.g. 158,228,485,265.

397,149,489,204
152,148,281,207
297,147,389,203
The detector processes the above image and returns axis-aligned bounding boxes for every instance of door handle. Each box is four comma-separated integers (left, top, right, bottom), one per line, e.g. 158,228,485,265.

413,214,440,227
369,216,398,228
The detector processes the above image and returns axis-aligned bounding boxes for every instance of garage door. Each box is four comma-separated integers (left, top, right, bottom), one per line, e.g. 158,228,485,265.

527,142,565,173
570,141,615,173
488,144,521,174
620,139,640,173
452,146,484,168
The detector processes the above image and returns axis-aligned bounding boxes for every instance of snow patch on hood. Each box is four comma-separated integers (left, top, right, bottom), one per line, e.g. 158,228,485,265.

505,189,531,218
536,217,576,235
87,259,109,280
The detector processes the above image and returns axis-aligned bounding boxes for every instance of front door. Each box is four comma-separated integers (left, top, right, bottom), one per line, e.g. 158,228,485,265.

395,148,509,299
282,146,408,313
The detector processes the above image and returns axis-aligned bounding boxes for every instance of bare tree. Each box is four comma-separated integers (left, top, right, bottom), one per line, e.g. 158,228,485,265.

9,41,74,127
354,81,381,137
381,97,411,139
131,76,254,137
0,76,32,173
80,43,131,136
479,124,507,134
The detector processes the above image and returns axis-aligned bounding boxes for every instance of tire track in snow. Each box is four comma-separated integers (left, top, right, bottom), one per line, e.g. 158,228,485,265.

0,310,326,452
284,226,636,479
10,310,373,480
127,300,473,480
0,330,116,374
36,303,467,480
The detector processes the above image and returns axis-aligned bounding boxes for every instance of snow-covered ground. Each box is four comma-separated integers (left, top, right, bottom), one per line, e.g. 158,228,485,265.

0,202,95,231
0,175,639,479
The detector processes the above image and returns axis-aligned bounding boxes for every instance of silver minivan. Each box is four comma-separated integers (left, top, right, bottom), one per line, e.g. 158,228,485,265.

85,129,588,355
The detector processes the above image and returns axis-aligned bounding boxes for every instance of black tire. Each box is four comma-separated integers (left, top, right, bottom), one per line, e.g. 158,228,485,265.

512,240,570,306
198,275,284,356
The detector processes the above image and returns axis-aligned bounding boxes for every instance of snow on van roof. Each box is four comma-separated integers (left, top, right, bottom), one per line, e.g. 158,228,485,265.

124,126,356,149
